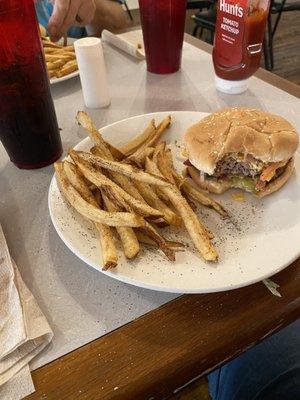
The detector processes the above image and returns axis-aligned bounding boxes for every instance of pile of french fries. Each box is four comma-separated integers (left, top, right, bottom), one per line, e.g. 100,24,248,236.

55,112,229,270
41,36,78,80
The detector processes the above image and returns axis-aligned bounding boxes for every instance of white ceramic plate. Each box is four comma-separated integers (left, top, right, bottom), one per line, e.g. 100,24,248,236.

50,69,79,85
48,111,300,293
49,37,79,85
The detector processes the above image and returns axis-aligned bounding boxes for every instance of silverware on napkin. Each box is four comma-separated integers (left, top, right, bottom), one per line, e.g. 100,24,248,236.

101,29,145,60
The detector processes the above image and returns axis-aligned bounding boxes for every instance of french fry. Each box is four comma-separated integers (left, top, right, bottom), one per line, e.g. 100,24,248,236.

53,50,76,58
136,231,184,249
158,147,228,218
119,119,156,155
47,60,65,71
182,167,188,178
69,153,163,218
185,182,228,218
63,161,97,206
134,180,182,226
109,171,146,203
55,162,145,228
141,222,175,262
173,171,229,218
185,196,197,212
75,151,171,188
90,145,108,158
97,224,118,270
53,59,66,68
153,141,166,159
46,62,56,71
143,115,171,148
105,142,125,161
45,53,73,62
100,185,134,213
63,162,118,270
127,116,171,162
154,187,171,204
64,58,76,65
56,61,78,78
90,146,145,203
101,190,140,260
62,45,75,52
110,136,168,208
47,70,57,79
156,150,176,185
165,240,185,249
156,152,214,223
125,146,155,167
101,186,175,261
95,140,126,162
151,218,169,228
76,111,111,156
90,144,125,164
145,158,218,262
93,188,103,208
44,47,60,54
135,231,156,246
76,112,125,161
42,39,61,49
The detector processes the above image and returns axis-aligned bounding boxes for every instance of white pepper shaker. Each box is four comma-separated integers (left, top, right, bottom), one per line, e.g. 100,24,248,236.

74,37,110,109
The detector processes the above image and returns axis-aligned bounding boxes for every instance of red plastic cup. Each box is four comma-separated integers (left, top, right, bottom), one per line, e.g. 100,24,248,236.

0,0,62,169
139,0,187,74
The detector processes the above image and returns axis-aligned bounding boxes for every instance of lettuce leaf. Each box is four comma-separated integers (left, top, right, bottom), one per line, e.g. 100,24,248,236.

230,176,256,192
263,279,282,297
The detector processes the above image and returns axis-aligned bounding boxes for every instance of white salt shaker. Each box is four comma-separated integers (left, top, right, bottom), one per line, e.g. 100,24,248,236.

74,37,110,109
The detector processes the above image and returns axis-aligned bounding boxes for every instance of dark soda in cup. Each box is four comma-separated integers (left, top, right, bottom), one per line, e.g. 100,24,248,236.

139,0,187,74
0,0,62,169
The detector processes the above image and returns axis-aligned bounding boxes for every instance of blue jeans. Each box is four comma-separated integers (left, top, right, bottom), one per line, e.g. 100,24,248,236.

208,319,300,400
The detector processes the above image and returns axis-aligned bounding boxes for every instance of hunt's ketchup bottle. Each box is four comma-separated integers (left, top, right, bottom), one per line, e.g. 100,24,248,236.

213,0,270,94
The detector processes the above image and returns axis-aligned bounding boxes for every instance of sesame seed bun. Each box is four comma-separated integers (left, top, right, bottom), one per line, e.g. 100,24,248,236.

184,108,299,175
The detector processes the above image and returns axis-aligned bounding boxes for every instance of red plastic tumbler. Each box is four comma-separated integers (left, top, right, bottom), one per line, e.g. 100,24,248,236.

139,0,187,74
0,0,62,169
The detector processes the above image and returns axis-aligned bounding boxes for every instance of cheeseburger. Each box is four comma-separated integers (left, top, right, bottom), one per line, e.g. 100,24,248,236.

183,108,298,197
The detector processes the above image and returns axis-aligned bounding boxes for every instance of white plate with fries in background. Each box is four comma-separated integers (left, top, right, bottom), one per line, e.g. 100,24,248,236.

48,111,300,293
41,35,79,84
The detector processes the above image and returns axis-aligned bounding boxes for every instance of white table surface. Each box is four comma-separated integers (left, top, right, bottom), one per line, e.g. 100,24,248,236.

0,31,299,371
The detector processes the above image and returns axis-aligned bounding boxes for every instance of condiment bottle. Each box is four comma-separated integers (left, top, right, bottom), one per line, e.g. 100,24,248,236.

74,37,110,109
213,0,270,94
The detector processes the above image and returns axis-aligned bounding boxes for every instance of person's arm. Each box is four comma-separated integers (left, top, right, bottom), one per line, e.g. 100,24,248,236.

85,0,128,36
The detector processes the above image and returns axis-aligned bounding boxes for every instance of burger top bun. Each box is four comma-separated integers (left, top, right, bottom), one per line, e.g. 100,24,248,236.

183,108,299,175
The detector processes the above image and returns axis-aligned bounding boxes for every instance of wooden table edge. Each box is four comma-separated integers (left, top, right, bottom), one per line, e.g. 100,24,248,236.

26,34,300,400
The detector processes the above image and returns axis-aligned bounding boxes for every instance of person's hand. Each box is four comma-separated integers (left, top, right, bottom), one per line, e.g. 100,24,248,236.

48,0,96,42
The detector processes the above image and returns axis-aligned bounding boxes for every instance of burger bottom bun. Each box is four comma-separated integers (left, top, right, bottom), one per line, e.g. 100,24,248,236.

186,159,295,197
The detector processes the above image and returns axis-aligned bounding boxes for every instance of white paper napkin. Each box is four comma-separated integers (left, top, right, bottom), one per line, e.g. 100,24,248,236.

0,223,53,400
101,29,145,59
